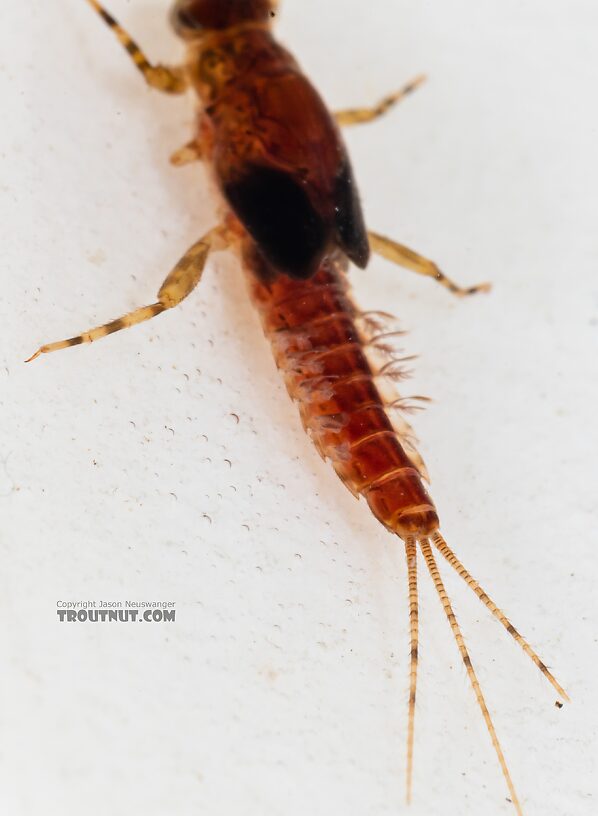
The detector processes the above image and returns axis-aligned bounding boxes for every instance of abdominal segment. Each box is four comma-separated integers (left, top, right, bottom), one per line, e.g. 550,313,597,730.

242,241,439,538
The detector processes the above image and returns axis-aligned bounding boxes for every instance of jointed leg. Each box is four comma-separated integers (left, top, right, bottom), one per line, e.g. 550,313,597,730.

85,0,188,94
26,225,230,362
368,231,491,297
170,141,203,167
335,75,426,127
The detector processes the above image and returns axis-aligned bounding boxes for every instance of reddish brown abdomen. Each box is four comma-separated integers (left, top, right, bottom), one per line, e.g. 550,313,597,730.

242,242,439,538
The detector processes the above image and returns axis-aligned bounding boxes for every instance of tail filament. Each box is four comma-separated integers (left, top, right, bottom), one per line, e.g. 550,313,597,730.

431,531,569,702
419,538,524,816
402,534,568,814
404,536,419,804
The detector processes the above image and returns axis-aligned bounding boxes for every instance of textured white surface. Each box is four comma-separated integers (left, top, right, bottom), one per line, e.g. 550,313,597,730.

0,1,596,814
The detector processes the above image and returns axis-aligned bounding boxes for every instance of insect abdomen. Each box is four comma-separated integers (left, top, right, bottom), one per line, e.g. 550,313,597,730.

243,242,439,538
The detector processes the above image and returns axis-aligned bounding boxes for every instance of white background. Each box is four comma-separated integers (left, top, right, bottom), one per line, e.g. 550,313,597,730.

1,1,596,814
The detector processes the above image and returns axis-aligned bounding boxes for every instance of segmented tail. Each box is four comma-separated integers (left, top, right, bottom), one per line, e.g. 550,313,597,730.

404,536,419,805
400,531,567,816
431,530,569,701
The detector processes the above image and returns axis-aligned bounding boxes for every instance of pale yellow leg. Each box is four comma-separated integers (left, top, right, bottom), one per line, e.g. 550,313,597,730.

170,141,203,167
335,75,427,126
26,225,230,362
85,0,188,94
368,231,491,297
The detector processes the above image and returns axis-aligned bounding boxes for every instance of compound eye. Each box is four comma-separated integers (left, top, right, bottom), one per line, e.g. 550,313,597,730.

177,8,203,30
171,1,206,35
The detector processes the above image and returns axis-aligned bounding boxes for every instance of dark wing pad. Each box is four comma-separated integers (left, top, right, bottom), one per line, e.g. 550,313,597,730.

224,164,328,279
333,159,370,269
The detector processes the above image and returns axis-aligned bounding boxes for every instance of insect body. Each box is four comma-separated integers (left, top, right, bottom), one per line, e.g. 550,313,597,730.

28,2,567,812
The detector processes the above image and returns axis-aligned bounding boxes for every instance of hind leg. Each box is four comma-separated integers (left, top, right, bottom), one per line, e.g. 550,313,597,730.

26,225,230,362
368,231,491,297
85,0,188,93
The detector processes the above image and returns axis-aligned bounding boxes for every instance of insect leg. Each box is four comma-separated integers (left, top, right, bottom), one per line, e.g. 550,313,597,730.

26,225,230,362
85,0,188,94
170,141,203,167
368,232,491,297
432,531,569,701
334,75,426,126
420,538,523,816
404,536,419,804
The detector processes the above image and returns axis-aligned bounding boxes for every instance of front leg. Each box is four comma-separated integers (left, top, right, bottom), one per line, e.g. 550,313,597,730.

170,141,203,167
335,75,426,126
85,0,188,94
